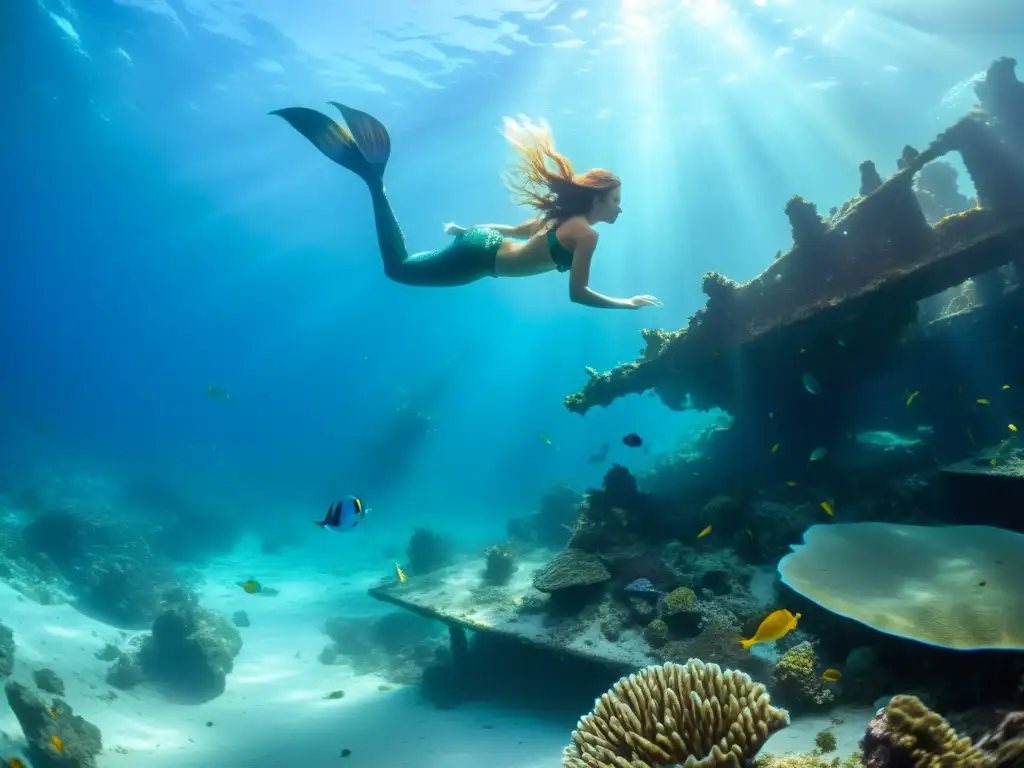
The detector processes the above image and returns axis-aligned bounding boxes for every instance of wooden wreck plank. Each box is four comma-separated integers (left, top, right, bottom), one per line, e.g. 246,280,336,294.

366,553,656,672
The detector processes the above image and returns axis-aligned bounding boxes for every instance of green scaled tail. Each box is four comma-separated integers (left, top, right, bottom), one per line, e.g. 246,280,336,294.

269,105,385,184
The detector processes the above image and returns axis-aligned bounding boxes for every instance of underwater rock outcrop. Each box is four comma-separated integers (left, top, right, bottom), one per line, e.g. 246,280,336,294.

562,658,790,768
506,483,580,550
566,465,669,552
5,680,103,768
104,589,242,702
770,641,836,714
0,620,15,677
564,56,1024,417
22,509,182,628
860,694,1024,767
405,527,450,575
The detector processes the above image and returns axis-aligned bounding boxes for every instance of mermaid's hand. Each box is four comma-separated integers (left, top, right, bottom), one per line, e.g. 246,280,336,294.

443,222,467,236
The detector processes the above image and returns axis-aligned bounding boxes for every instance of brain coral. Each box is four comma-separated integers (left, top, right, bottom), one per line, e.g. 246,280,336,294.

777,523,1024,650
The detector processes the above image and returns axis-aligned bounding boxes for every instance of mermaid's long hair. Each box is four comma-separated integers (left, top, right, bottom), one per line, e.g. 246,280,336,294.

500,115,620,224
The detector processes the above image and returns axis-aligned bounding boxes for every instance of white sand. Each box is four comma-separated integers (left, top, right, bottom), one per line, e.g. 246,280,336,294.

0,541,874,767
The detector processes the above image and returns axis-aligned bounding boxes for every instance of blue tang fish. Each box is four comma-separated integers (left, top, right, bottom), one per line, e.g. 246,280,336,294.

315,496,368,531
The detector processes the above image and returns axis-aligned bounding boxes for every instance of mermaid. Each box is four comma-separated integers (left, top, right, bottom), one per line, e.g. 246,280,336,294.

269,102,662,310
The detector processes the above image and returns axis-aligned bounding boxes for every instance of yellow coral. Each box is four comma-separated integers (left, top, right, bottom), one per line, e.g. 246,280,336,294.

664,586,697,614
562,659,790,768
881,695,986,767
772,642,834,711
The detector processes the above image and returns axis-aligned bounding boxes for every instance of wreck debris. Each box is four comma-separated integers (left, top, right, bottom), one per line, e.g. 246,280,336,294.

565,57,1024,416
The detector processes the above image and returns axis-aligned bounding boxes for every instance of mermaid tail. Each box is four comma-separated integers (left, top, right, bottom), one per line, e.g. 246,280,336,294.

269,103,500,287
268,103,391,184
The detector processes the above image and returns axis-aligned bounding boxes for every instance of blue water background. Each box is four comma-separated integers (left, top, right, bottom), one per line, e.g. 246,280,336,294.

0,0,1016,552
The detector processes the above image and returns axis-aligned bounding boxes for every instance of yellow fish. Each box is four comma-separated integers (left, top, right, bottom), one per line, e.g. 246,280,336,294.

739,609,801,650
1003,385,1011,390
905,390,920,406
820,501,834,516
1010,424,1018,433
6,758,27,768
785,481,798,487
991,458,999,466
238,579,262,594
697,524,712,539
822,668,842,683
50,735,64,753
977,398,990,406
771,443,780,454
394,562,407,583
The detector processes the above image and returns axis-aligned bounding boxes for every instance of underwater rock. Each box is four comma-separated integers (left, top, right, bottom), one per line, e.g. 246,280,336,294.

0,620,14,677
22,510,181,628
5,680,103,768
506,484,580,550
109,592,242,702
481,545,517,586
861,695,982,768
566,465,667,552
105,650,144,690
771,641,836,714
32,668,65,696
405,527,450,575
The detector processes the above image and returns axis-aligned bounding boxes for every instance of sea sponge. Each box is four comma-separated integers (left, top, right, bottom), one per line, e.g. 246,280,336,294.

561,658,790,768
861,695,986,768
777,523,1024,650
771,642,835,712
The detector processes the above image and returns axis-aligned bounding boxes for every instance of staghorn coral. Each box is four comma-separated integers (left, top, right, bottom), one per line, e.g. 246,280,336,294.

562,658,789,768
771,642,835,713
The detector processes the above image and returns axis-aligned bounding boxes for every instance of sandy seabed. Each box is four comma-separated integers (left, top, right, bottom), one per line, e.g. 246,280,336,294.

0,545,874,767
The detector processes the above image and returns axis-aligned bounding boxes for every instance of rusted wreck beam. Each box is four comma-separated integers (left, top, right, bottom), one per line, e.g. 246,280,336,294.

565,57,1024,416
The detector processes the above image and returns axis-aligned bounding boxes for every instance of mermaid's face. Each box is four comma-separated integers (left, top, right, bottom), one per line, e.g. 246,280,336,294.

592,185,622,224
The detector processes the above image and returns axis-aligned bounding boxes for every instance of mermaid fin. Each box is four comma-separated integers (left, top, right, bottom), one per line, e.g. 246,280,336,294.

327,102,391,175
269,106,375,181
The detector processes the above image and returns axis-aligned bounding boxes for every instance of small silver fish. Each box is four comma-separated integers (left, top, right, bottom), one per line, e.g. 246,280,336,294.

802,373,821,395
809,446,828,461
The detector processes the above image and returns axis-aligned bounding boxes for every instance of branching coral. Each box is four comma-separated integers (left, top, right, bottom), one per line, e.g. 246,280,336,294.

562,658,789,768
